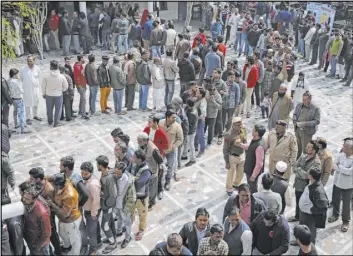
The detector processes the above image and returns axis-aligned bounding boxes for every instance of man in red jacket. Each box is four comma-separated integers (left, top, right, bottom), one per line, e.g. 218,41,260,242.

192,28,207,49
73,55,89,119
49,10,60,50
143,114,169,157
242,56,259,118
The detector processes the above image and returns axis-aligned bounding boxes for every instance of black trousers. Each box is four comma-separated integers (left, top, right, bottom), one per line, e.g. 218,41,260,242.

126,84,136,110
225,25,232,44
261,106,269,118
295,190,304,219
299,211,317,244
246,174,258,194
205,117,216,144
49,212,62,255
344,59,353,79
251,82,261,106
90,27,98,44
332,185,353,223
310,44,319,64
215,109,223,138
61,94,72,121
1,103,10,127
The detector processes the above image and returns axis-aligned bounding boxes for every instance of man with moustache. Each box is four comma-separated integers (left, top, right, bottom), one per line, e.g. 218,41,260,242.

268,84,294,131
266,120,298,180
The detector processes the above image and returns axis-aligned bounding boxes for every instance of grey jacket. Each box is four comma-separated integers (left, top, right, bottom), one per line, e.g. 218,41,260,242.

238,80,247,104
253,190,282,214
293,154,321,192
78,18,90,37
163,57,179,80
293,103,321,136
206,91,222,118
224,82,240,109
108,64,126,90
100,170,118,210
150,28,163,46
212,79,228,108
84,63,99,86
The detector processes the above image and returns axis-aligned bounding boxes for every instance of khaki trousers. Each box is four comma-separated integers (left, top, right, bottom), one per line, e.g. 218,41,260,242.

100,87,111,111
269,155,292,180
226,155,244,190
131,197,148,232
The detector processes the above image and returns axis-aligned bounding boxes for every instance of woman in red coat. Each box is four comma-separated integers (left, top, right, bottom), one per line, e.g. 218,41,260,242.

143,115,169,157
192,28,207,49
242,56,259,118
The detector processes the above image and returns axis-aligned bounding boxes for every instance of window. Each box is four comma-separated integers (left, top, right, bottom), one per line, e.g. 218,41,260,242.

153,2,168,11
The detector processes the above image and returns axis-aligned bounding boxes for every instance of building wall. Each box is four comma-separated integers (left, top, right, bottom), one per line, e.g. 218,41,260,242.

139,1,179,20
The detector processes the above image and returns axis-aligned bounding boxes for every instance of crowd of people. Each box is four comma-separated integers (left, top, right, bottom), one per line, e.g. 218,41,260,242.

1,1,353,256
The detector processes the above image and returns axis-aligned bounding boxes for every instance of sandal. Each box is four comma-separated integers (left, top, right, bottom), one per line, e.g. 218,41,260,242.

135,231,144,241
328,215,339,223
217,138,223,145
341,223,349,233
102,241,117,254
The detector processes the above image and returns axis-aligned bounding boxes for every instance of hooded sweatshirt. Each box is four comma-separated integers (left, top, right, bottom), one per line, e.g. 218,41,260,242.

41,70,68,97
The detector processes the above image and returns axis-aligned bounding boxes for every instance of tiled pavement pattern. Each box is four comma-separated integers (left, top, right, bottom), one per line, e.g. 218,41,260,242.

3,42,353,255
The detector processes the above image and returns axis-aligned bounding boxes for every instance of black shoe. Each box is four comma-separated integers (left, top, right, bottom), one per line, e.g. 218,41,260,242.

80,245,89,255
185,160,196,167
53,122,65,127
164,183,171,191
61,245,72,253
121,237,131,249
158,191,163,200
102,238,110,244
181,156,188,160
71,114,77,118
148,204,154,211
116,232,123,237
60,116,65,121
26,119,32,125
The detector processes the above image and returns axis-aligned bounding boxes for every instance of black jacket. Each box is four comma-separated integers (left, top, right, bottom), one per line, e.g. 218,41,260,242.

97,64,110,88
1,78,12,106
178,59,196,82
223,194,266,223
71,17,80,35
179,221,211,255
250,211,290,255
60,17,71,36
308,181,329,228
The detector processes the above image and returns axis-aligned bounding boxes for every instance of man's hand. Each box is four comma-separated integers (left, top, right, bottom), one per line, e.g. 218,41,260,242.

234,138,241,146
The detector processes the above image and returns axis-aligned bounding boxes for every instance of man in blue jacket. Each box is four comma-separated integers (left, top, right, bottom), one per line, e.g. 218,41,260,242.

205,44,221,77
149,233,192,256
211,18,223,42
142,14,153,51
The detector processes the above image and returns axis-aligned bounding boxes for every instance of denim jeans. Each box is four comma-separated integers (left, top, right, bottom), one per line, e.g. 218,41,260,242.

30,244,50,256
164,79,175,107
164,151,176,182
89,85,98,114
330,56,337,76
299,39,305,56
234,31,242,52
194,119,206,152
139,84,150,110
13,99,25,131
113,89,124,113
102,30,111,50
114,208,132,240
81,212,99,253
247,45,254,56
77,86,87,116
118,34,128,54
152,45,161,58
45,95,63,125
62,35,71,55
71,34,80,53
240,33,248,55
183,133,196,161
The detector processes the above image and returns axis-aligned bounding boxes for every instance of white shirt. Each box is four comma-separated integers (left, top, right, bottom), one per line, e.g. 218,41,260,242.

333,152,353,189
166,29,177,46
240,230,253,256
299,185,313,214
304,27,316,44
149,128,156,142
292,78,310,103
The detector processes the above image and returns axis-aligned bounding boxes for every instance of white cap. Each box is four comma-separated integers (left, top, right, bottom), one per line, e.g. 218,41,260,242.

276,161,287,173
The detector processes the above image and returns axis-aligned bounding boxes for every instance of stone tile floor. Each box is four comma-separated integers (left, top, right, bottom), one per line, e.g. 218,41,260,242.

3,47,353,255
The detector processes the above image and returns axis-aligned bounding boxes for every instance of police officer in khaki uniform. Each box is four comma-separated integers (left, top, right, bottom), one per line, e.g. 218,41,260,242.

223,117,247,196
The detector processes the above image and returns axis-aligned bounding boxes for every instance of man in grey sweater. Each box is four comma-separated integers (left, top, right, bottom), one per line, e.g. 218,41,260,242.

96,155,118,254
109,56,126,115
253,173,282,214
205,83,222,147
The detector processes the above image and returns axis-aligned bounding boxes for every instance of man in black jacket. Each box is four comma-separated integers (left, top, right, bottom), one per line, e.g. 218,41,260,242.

1,78,12,127
179,207,211,255
309,24,322,65
178,52,196,97
71,11,81,54
251,209,290,255
294,167,329,245
60,10,72,56
223,183,265,225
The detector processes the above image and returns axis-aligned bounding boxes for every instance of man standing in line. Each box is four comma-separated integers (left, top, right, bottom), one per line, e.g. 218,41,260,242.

303,21,316,62
109,56,127,115
74,55,90,120
124,53,137,111
222,71,240,132
84,54,98,117
223,117,247,195
205,44,222,78
266,120,298,180
175,34,191,62
96,155,118,254
20,55,43,125
49,10,60,50
80,162,101,255
136,50,152,112
118,13,130,55
71,12,81,54
97,56,112,114
60,10,72,56
236,124,266,193
288,141,321,223
42,60,68,127
163,49,179,107
293,92,321,158
316,137,334,187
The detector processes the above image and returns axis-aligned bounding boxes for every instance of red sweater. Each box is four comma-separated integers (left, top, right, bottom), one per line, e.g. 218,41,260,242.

243,65,259,88
218,43,226,57
73,63,87,86
192,33,206,48
143,126,169,156
49,15,59,31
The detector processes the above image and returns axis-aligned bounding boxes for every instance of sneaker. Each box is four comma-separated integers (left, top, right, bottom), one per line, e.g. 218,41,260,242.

53,122,65,127
60,245,72,253
117,111,127,115
26,119,32,125
185,160,196,167
164,183,171,191
158,191,163,200
173,173,180,182
121,237,131,249
33,116,42,121
102,241,117,254
196,151,204,158
287,216,299,222
181,156,188,160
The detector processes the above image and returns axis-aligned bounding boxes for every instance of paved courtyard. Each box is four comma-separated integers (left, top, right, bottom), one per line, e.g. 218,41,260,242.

3,45,353,255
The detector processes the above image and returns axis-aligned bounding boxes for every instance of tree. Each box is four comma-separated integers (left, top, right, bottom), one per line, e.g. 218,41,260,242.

183,2,194,32
1,2,35,60
28,2,47,60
